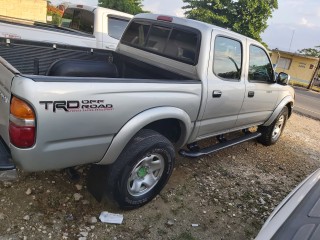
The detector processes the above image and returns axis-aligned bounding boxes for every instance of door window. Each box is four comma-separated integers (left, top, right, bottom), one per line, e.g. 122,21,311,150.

249,45,274,82
213,36,242,81
108,17,130,40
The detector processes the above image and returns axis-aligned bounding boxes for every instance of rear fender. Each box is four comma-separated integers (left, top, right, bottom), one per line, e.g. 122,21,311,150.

263,96,294,126
98,107,192,165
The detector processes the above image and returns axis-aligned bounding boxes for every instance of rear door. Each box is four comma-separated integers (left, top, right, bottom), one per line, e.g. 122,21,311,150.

197,32,246,138
235,41,279,128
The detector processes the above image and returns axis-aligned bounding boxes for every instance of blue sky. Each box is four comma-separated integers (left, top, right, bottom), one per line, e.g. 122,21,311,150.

52,0,320,52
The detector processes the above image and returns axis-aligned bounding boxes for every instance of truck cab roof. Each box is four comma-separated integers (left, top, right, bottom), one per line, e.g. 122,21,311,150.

134,13,261,46
66,4,133,20
117,13,266,80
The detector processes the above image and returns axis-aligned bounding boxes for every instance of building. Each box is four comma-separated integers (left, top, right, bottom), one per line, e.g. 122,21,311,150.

270,50,320,85
0,0,47,22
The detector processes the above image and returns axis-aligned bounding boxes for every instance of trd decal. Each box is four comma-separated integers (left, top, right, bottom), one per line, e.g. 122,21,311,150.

39,100,113,112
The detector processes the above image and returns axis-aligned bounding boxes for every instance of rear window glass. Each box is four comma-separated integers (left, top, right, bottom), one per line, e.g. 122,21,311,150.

108,17,130,40
146,26,171,52
61,9,94,34
61,8,73,27
121,21,151,47
121,21,200,65
164,29,198,64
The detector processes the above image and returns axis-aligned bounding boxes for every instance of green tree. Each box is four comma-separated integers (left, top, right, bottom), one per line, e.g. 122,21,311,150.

183,0,278,43
298,46,320,57
98,0,144,15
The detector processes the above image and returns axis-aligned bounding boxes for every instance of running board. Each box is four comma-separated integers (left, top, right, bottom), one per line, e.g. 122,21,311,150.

179,132,261,158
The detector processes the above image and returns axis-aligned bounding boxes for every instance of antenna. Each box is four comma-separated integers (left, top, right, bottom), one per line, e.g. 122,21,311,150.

288,30,295,52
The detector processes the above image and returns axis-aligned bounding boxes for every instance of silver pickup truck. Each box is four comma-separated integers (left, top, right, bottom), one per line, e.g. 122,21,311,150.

0,14,294,209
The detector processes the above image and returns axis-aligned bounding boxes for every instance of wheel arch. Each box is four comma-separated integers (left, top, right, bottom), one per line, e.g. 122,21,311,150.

286,102,294,119
263,96,294,126
98,107,193,165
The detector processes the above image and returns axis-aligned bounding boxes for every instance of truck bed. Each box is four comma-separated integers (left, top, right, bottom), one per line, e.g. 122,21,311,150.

0,37,109,75
0,37,190,81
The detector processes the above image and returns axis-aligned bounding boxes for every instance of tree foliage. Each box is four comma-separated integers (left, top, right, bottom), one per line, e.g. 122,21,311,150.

183,0,278,42
298,46,320,57
47,2,63,25
98,0,144,15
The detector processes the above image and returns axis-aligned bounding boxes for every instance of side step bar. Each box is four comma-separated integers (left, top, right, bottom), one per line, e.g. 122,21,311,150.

0,139,17,181
179,132,261,158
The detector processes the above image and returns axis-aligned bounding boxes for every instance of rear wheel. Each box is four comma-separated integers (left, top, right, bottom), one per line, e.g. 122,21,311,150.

105,129,175,209
258,107,288,146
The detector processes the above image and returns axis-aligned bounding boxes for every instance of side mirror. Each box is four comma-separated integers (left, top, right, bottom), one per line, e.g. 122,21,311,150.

276,72,290,85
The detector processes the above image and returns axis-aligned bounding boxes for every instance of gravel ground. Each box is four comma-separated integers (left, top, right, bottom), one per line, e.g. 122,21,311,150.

0,113,319,240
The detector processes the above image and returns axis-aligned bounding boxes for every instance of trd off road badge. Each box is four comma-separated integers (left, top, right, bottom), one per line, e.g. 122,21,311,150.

39,100,113,112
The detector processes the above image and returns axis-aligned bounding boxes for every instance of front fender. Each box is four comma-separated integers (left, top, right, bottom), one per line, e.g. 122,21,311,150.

263,96,294,126
98,107,192,165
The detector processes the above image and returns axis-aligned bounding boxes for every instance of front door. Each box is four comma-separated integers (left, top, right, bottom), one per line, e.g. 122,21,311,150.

235,41,279,128
197,33,246,139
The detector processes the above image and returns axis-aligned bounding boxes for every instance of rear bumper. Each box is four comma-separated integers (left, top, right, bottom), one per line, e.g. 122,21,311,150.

0,138,18,180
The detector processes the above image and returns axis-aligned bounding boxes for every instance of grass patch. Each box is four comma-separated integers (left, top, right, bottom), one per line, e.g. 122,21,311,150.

289,80,320,92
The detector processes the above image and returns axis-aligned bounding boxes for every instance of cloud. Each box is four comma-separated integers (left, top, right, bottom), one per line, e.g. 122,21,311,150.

174,8,185,17
301,17,308,25
283,0,302,4
143,0,185,17
299,17,315,28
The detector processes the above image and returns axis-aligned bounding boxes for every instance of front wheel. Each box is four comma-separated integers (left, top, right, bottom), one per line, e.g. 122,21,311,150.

105,129,175,209
258,107,288,146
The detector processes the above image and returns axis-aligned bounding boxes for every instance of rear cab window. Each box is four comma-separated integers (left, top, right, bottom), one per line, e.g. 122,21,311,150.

61,8,94,34
121,20,201,65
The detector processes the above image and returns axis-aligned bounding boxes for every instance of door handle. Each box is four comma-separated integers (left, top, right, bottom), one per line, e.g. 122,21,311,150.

212,90,222,98
248,91,255,98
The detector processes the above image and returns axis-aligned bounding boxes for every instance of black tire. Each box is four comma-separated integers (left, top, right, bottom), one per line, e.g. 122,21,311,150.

258,106,288,146
105,129,175,209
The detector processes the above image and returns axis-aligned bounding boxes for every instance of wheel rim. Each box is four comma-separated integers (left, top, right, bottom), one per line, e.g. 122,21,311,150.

127,153,165,197
272,115,285,140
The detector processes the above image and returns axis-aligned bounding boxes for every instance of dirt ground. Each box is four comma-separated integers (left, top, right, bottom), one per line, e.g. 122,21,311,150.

1,113,319,240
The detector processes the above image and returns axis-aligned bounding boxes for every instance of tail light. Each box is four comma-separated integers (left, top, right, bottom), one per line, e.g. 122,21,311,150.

9,96,36,148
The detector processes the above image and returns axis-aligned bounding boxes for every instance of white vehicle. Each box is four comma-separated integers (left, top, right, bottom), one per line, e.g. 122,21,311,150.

0,4,133,50
256,169,320,240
